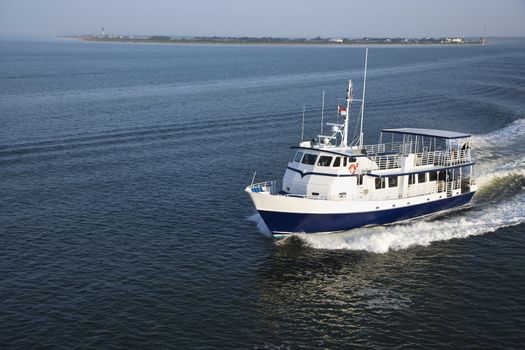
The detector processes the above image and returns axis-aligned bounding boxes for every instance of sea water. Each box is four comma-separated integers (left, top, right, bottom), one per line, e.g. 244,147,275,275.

1,37,524,348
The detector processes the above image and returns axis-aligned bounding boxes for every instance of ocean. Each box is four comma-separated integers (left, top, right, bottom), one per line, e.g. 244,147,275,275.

1,37,524,349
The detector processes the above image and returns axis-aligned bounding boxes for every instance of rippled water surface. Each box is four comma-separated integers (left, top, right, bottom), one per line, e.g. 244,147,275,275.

1,37,525,349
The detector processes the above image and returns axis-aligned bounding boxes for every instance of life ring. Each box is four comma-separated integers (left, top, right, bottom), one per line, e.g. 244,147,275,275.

349,163,358,174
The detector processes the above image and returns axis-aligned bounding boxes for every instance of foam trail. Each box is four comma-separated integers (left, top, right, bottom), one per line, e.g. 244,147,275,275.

471,118,525,148
473,118,525,186
300,193,524,253
475,158,525,188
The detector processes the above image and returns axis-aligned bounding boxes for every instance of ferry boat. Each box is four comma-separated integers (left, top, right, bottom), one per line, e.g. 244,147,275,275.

245,50,477,238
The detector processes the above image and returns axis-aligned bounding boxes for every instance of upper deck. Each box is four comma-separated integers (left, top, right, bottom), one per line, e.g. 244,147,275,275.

381,128,471,139
290,126,474,177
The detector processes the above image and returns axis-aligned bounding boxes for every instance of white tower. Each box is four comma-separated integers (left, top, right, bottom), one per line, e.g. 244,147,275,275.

102,26,105,37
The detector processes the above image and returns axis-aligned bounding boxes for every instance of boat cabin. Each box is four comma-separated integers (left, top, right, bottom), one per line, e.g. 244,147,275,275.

282,128,475,201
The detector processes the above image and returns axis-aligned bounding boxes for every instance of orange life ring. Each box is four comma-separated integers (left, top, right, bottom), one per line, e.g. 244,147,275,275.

349,163,358,174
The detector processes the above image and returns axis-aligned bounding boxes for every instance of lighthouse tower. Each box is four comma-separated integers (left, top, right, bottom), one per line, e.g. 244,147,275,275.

102,26,105,37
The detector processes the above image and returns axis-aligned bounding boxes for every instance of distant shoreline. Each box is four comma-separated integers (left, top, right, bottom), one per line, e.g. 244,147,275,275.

66,35,486,47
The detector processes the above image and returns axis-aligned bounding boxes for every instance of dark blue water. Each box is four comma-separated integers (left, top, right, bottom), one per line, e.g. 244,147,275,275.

1,37,524,349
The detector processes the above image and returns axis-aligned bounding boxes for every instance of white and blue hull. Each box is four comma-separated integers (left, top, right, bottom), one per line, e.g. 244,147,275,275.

258,192,474,235
247,189,475,236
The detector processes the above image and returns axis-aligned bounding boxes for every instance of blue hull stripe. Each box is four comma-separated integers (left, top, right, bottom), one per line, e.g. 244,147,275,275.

258,192,475,234
286,166,356,178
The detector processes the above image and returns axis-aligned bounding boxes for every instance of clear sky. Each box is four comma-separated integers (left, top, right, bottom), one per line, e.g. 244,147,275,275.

1,0,524,38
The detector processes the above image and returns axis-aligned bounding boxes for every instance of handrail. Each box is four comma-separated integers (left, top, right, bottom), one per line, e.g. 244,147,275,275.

369,154,402,170
414,149,471,167
246,180,282,195
364,141,415,155
248,179,465,202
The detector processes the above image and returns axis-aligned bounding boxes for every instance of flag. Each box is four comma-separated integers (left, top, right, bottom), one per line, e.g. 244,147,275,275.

338,105,347,116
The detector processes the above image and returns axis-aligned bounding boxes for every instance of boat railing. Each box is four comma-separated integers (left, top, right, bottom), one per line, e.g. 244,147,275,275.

364,143,385,155
248,178,466,201
369,154,402,170
357,182,435,201
414,149,472,167
356,188,399,201
364,141,415,155
247,180,281,195
355,179,462,201
406,182,439,198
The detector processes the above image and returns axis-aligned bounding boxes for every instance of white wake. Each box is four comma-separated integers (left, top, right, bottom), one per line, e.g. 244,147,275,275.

298,194,524,253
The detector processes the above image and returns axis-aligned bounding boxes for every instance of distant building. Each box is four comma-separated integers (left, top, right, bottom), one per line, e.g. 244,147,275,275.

445,37,464,44
329,38,343,43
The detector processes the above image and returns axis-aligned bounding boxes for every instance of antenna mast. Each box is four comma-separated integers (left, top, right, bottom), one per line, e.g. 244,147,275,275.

320,91,325,135
342,80,353,147
301,105,305,141
359,48,368,148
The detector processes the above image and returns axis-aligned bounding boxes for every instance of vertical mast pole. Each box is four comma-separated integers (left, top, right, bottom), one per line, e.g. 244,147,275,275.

301,105,305,141
359,48,368,149
342,80,352,147
320,90,325,135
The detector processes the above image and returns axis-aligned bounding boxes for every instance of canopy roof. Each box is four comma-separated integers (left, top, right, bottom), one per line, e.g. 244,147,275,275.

381,128,470,139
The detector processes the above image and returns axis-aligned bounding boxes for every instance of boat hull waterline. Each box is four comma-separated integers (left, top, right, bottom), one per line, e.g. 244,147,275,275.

256,192,474,235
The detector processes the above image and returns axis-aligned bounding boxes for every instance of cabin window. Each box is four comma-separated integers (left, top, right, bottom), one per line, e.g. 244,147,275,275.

429,171,438,181
357,175,364,186
333,157,341,167
312,192,319,196
408,174,415,185
388,176,398,187
317,156,333,167
343,157,348,167
293,151,304,163
301,153,317,165
339,192,347,198
418,173,426,183
348,156,357,163
375,177,386,189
